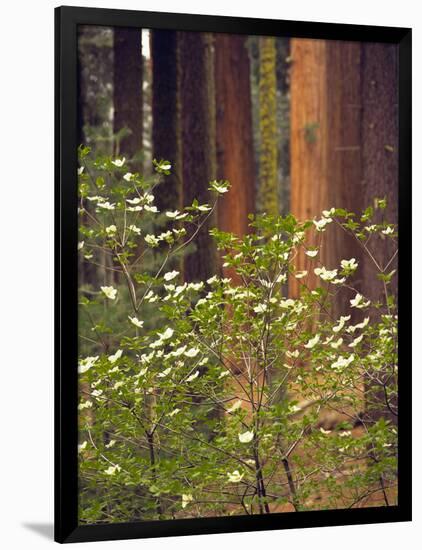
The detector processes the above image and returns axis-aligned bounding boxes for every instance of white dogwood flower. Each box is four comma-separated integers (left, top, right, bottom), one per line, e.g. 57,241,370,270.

159,327,174,340
128,225,141,234
126,197,142,205
111,157,125,167
105,224,117,235
341,258,358,271
365,224,377,233
164,270,179,281
349,334,364,348
166,210,181,218
238,430,254,443
123,172,133,181
330,338,343,350
305,249,319,258
227,470,244,483
78,355,99,374
86,195,105,202
186,370,199,382
185,347,200,358
104,464,121,475
314,267,338,282
144,234,159,247
348,317,370,333
171,345,187,357
181,493,193,508
331,354,355,370
382,226,394,235
304,334,320,349
108,349,123,364
350,293,370,309
313,217,332,231
332,315,351,333
331,277,346,285
209,180,229,193
78,400,93,410
129,316,144,328
158,367,172,378
97,201,116,210
279,298,295,308
101,285,117,300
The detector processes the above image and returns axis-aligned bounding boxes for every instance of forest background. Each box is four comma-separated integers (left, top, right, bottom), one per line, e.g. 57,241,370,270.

76,21,399,522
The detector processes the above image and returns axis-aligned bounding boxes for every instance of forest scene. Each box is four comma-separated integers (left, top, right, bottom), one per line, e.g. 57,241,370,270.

77,26,398,524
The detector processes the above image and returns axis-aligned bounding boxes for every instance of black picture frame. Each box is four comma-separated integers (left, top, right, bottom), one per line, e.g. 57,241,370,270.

55,5,412,544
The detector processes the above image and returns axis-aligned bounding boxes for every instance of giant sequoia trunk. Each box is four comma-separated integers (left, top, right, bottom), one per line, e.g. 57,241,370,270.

151,30,181,213
215,33,255,239
214,34,256,379
113,28,143,159
361,43,398,425
361,43,398,302
259,36,278,216
290,39,398,425
290,39,363,315
179,32,217,282
290,38,398,309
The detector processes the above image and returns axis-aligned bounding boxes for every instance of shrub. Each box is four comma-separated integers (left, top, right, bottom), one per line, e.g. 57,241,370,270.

77,148,397,523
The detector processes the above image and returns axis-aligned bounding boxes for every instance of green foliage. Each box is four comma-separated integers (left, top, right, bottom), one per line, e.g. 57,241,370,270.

77,149,398,523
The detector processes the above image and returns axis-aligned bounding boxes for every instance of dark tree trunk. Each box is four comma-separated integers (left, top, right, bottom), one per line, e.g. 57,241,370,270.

179,31,217,282
113,28,143,159
361,43,398,425
151,30,182,213
361,43,398,302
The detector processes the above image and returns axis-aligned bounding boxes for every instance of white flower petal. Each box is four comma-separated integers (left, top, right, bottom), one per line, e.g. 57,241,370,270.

238,430,254,443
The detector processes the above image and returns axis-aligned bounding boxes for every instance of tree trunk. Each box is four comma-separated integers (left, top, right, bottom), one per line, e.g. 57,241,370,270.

179,31,217,282
361,43,398,302
361,43,398,425
290,38,363,315
275,37,291,215
215,33,255,237
113,28,143,159
290,39,398,428
259,37,278,216
151,30,182,213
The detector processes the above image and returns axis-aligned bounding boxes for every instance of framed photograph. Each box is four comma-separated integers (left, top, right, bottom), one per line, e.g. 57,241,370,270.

55,5,411,543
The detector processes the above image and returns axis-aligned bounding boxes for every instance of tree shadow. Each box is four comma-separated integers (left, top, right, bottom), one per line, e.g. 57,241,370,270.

22,523,54,540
